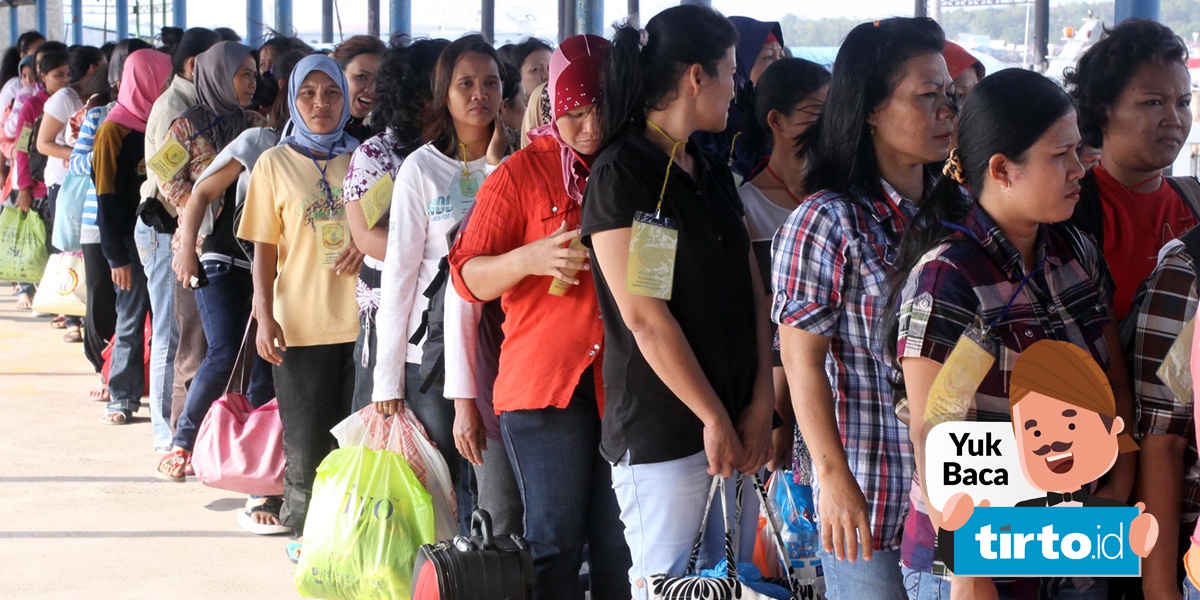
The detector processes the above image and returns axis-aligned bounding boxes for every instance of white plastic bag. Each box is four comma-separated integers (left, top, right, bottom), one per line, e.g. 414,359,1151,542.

332,405,458,541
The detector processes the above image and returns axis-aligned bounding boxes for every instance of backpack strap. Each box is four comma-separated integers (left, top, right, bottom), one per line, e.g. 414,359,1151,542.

1179,222,1200,282
1167,176,1200,221
1068,170,1105,252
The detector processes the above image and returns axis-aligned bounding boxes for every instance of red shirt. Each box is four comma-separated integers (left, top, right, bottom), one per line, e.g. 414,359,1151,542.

448,134,605,414
1095,164,1196,319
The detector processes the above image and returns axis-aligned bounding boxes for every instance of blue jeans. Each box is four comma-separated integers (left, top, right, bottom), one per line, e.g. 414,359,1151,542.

134,220,178,451
1186,575,1200,598
172,261,273,451
501,370,632,600
819,547,905,600
106,236,148,414
900,567,1108,599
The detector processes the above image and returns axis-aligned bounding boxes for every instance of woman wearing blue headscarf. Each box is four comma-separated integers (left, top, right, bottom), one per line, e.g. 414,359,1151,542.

237,54,361,555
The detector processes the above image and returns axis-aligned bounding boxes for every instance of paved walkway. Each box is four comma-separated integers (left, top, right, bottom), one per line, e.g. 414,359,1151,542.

0,292,297,599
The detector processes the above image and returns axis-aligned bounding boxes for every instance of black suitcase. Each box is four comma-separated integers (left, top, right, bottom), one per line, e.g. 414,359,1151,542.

412,509,534,600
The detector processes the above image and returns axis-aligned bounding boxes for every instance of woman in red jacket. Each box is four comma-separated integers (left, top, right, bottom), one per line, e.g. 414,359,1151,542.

447,34,631,600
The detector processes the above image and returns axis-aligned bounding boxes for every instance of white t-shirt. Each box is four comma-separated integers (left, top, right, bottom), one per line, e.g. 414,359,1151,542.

372,143,494,403
42,87,81,187
0,77,21,112
739,181,796,243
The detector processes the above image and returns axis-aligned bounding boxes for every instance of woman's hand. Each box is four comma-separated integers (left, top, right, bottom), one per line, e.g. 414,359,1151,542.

517,221,589,283
172,244,199,287
735,400,774,474
332,243,364,276
255,314,287,366
702,416,744,479
453,398,487,466
111,264,132,291
375,399,401,416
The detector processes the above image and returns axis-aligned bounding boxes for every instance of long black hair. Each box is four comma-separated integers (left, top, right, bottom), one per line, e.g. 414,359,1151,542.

67,45,105,87
880,68,1076,350
374,37,450,156
1,31,46,83
742,58,829,157
1064,19,1188,149
802,17,945,200
600,4,738,149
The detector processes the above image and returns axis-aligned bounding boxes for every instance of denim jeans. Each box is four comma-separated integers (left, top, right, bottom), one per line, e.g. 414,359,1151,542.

273,342,355,535
816,547,905,600
900,567,1108,600
1186,575,1200,599
106,236,149,414
133,220,178,451
403,362,460,483
501,378,632,600
610,449,759,600
473,440,523,537
172,261,273,451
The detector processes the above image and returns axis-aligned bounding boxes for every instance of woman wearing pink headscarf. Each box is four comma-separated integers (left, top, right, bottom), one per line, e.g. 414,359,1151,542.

93,49,174,425
448,34,631,600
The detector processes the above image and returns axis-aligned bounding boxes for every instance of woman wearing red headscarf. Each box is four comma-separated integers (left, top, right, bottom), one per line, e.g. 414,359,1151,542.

448,34,631,600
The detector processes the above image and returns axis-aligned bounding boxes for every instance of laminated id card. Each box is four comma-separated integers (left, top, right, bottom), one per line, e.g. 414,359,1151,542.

16,125,31,153
924,324,995,425
315,219,348,269
626,210,678,301
147,137,189,182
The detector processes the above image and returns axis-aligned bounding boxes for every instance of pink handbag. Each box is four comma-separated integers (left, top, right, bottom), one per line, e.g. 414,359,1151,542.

190,321,285,496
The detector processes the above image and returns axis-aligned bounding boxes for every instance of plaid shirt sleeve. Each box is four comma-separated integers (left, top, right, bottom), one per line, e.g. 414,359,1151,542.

897,252,981,365
770,196,846,336
1126,246,1198,438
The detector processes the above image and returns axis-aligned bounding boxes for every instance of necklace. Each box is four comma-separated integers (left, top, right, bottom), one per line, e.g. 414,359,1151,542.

765,163,802,206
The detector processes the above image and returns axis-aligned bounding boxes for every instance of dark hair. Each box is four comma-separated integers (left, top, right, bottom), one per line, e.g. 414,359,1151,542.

77,64,111,102
18,31,45,56
423,34,503,155
269,48,309,128
160,26,184,54
506,38,552,72
67,45,104,85
108,39,152,86
260,35,293,55
100,42,116,61
501,61,521,102
881,69,1076,352
802,18,945,200
172,28,221,78
331,35,387,69
495,44,516,68
38,51,69,78
1064,19,1189,149
375,37,449,155
600,5,739,148
742,58,829,156
37,41,68,57
214,27,242,42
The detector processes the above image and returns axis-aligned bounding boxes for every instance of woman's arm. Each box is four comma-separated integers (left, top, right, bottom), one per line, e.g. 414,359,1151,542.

172,160,242,285
1095,320,1137,502
779,325,875,561
344,199,388,261
35,113,72,160
590,227,743,477
252,242,286,366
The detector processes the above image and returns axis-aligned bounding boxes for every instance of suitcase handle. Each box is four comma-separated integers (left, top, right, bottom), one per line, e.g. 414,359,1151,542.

470,509,495,548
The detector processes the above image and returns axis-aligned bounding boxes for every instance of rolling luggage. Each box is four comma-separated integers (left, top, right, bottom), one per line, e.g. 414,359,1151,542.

412,509,533,600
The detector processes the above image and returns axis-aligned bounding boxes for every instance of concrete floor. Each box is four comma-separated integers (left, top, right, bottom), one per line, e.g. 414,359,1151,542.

0,293,298,599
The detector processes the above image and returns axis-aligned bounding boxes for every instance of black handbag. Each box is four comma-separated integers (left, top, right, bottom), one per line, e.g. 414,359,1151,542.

411,509,534,600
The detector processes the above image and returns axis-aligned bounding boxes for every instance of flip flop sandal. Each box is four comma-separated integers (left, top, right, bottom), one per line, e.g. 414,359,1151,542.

63,327,83,343
286,542,303,564
237,498,292,536
99,411,130,426
50,316,67,329
155,449,190,482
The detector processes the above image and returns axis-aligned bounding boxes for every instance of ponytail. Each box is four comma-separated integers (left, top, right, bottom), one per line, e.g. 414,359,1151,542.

599,24,647,148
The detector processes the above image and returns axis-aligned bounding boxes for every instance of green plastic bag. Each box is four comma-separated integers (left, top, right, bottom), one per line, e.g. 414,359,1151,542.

0,208,48,283
296,446,436,600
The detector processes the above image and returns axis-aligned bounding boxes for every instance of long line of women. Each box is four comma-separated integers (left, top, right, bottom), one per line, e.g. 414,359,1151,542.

2,5,1198,599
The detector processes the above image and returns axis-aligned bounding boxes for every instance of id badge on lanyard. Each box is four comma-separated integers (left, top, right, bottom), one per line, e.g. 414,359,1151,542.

922,221,1045,426
626,120,685,301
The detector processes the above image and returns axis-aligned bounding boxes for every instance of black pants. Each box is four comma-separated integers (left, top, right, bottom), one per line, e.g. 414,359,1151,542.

81,243,116,373
272,342,355,534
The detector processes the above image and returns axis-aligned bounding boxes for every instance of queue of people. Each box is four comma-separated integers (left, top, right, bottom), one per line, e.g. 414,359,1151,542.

2,7,1199,600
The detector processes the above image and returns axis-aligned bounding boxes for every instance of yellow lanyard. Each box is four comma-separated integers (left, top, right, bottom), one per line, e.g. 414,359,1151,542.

457,138,487,177
645,119,687,218
727,131,742,165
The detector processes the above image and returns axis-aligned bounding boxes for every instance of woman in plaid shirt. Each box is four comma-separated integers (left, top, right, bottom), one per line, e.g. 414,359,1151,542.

889,69,1133,599
771,17,954,599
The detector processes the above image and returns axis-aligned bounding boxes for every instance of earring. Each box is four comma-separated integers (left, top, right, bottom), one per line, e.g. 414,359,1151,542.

869,124,877,136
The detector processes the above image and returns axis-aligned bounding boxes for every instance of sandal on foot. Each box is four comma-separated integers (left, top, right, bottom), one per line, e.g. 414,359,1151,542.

50,315,67,329
99,411,130,425
15,293,32,310
286,542,303,564
155,449,190,482
63,326,82,343
238,498,291,536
